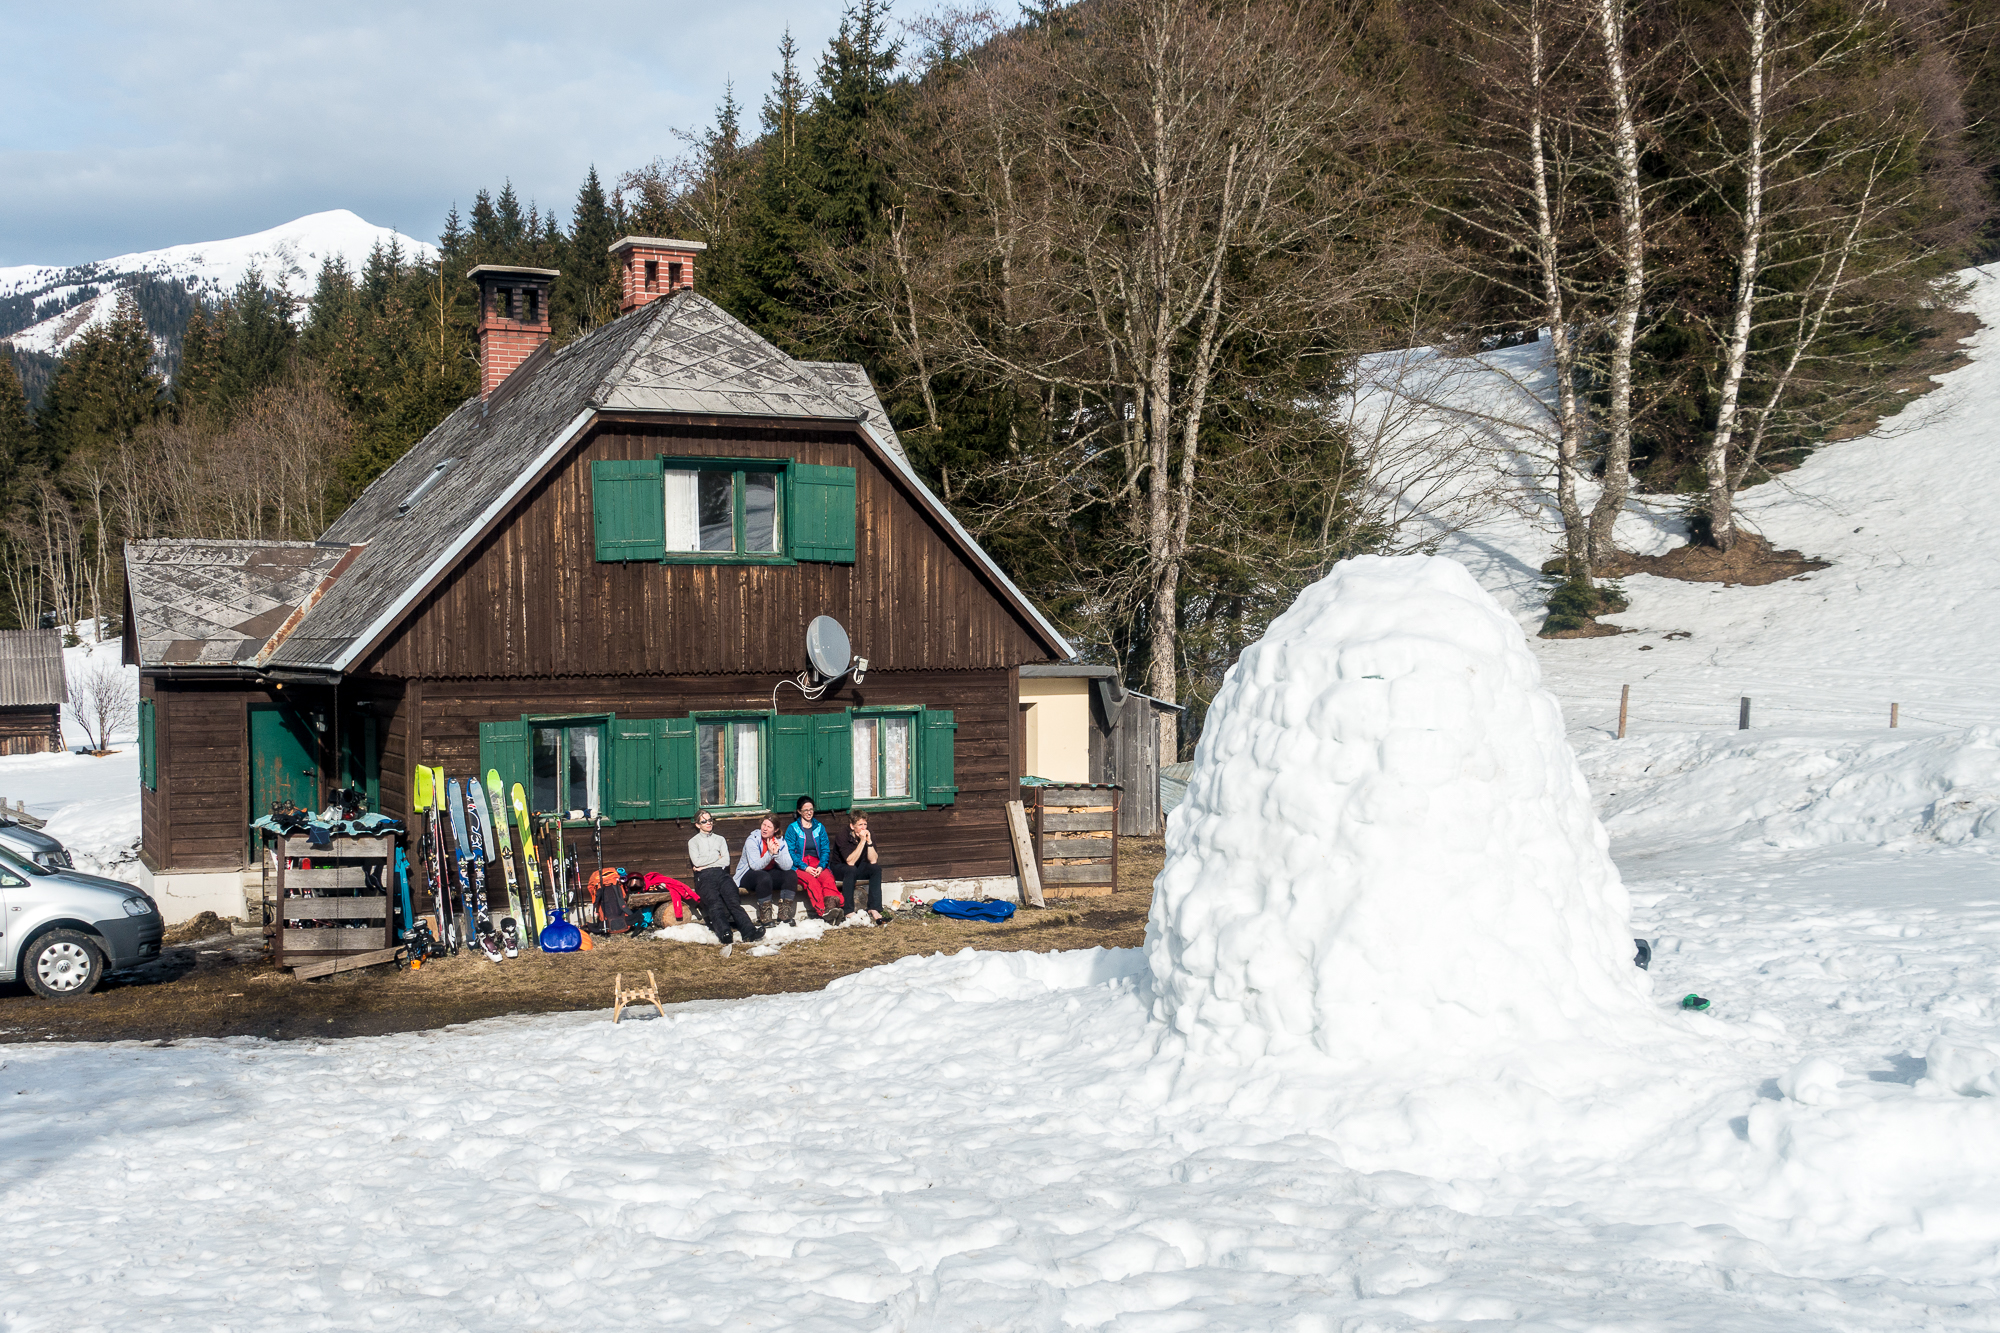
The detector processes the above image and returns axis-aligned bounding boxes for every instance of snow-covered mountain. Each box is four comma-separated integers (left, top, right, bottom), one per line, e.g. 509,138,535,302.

0,210,438,358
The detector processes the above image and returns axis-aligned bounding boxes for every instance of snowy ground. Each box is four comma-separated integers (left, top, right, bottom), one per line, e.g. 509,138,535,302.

4,281,1999,1327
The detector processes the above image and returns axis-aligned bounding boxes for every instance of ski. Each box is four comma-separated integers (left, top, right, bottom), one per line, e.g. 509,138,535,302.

445,777,476,950
512,783,548,940
415,765,455,953
484,769,530,949
461,775,497,958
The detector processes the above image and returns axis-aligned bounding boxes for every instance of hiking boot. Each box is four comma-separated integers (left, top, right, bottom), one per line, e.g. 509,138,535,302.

824,903,846,926
756,900,775,927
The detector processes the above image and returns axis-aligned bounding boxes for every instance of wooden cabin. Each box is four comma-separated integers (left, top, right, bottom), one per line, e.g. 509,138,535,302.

124,240,1072,924
0,630,66,755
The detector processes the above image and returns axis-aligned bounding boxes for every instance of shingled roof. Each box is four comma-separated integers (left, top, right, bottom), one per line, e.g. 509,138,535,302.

245,289,1068,672
124,540,359,667
0,630,66,706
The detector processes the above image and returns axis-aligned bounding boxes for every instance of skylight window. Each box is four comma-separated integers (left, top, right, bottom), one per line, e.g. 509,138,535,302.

397,460,452,516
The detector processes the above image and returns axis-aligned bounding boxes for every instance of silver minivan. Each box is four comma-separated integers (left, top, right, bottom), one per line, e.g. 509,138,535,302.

0,841,162,1000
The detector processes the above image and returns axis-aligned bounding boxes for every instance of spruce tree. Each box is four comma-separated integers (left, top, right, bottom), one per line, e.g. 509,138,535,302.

0,352,33,512
174,307,223,417
35,292,162,472
214,269,297,413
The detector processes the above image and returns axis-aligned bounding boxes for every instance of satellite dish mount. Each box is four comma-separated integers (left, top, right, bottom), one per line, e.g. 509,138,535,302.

774,615,869,713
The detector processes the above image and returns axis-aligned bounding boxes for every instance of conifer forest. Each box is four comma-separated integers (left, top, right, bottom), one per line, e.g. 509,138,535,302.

4,0,1996,754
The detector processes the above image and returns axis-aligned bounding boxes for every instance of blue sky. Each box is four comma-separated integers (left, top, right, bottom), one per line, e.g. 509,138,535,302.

0,0,854,267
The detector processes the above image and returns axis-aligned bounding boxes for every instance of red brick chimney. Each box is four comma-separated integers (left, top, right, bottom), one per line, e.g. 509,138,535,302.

467,264,558,398
609,237,706,313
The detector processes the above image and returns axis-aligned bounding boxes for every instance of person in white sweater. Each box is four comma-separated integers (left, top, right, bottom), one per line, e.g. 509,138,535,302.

689,811,761,945
734,814,796,926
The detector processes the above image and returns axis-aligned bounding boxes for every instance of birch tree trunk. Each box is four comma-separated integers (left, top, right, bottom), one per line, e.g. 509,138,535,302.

1527,0,1593,579
1702,0,1768,552
1585,0,1646,566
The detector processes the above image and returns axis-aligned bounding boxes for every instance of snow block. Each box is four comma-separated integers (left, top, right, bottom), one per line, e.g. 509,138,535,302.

1145,554,1651,1062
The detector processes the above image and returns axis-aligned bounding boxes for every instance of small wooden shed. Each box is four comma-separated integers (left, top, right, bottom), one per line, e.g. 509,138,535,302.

1018,664,1181,836
0,630,66,755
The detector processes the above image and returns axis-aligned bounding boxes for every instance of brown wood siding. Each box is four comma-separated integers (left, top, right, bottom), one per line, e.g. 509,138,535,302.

0,705,61,755
408,668,1018,882
139,676,165,868
361,422,1051,680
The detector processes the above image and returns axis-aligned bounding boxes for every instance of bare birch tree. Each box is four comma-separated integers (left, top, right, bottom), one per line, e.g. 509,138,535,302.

1698,0,1966,548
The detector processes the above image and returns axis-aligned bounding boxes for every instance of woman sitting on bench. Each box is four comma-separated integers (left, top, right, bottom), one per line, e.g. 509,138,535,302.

783,797,842,923
735,814,796,925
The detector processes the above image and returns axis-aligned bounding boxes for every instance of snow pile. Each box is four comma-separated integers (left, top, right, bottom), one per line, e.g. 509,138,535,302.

1586,725,2000,851
650,911,874,951
1149,554,1652,1065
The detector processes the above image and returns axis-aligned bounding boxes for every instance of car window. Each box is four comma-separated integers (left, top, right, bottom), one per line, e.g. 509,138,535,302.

0,869,24,887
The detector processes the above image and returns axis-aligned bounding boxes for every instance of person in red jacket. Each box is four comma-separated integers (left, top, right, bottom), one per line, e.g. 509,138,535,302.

783,797,842,923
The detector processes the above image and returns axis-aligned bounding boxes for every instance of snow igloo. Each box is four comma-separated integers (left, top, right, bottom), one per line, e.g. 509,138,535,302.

1146,555,1652,1063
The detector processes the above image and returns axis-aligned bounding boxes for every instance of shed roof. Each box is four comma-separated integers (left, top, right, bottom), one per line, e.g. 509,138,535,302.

124,540,358,668
0,630,66,706
254,290,1068,671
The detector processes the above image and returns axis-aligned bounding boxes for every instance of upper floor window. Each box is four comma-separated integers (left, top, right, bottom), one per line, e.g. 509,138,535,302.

590,456,856,565
664,468,782,555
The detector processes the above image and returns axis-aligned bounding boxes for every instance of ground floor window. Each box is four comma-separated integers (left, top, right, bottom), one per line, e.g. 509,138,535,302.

698,717,765,809
851,712,913,803
533,721,603,815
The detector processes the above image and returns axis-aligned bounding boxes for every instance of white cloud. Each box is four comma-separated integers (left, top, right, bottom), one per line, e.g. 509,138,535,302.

0,0,848,265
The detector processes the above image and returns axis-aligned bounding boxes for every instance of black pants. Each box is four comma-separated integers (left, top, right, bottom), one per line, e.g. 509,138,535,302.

741,866,793,902
839,858,883,913
695,868,759,943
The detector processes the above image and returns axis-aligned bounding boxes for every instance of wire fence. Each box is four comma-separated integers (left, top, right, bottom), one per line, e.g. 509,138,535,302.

1551,677,1997,739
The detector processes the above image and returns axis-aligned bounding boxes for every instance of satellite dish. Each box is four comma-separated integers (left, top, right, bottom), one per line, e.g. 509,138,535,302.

806,616,852,679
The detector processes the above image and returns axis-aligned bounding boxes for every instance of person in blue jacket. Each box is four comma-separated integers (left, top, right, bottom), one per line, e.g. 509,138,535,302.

784,797,841,921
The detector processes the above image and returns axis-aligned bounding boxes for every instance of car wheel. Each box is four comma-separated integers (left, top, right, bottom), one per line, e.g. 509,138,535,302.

22,930,105,1001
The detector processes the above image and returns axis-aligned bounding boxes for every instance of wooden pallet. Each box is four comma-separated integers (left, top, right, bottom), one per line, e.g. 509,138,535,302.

1028,785,1120,899
263,833,399,970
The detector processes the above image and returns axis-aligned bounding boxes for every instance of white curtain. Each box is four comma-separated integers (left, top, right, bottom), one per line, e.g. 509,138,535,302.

732,721,762,807
663,470,700,551
883,716,911,798
852,718,878,800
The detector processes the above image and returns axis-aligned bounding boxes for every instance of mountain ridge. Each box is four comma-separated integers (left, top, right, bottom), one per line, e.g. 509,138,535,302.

0,209,439,363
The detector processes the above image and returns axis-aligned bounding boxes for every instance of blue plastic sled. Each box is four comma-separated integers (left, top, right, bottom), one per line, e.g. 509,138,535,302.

930,899,1016,923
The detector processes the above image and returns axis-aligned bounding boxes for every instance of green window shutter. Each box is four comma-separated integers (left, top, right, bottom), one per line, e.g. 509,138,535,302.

657,717,696,821
611,718,658,819
139,700,157,790
812,710,852,810
591,458,666,561
479,719,529,808
772,713,814,813
786,463,857,563
922,708,958,806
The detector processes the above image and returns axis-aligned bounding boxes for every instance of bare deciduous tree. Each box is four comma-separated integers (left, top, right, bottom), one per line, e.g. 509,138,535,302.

67,659,135,754
847,0,1430,755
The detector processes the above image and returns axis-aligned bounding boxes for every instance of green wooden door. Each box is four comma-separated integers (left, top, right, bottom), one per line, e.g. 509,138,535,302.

251,706,320,854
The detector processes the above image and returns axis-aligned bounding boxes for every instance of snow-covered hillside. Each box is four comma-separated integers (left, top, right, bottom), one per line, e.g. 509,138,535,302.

0,210,437,358
1381,266,2000,740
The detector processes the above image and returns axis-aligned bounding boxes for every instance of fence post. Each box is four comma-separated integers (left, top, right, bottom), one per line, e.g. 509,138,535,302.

1739,697,1751,730
1618,684,1630,740
1890,702,1899,729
